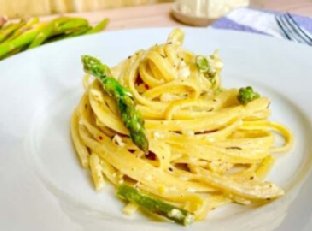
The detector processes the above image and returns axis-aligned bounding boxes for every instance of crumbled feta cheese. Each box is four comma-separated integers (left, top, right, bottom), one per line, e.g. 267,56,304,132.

168,209,182,219
153,131,164,139
160,93,184,102
161,93,174,102
184,215,194,225
123,203,139,215
206,137,216,142
112,134,124,147
177,60,190,79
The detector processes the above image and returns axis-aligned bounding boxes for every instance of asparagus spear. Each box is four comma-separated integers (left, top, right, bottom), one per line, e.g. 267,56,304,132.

66,25,92,37
117,184,194,226
6,45,28,57
0,17,109,60
4,18,37,55
29,22,54,48
0,25,41,59
0,20,25,43
47,26,92,43
54,17,89,34
87,18,110,34
32,17,89,46
56,18,109,39
81,55,149,152
6,17,39,42
0,18,88,57
47,18,110,41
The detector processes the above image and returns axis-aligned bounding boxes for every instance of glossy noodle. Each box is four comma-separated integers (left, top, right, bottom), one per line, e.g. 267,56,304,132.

70,29,293,225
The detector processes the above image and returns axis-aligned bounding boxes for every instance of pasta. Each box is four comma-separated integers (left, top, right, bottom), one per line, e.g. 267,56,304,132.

70,29,293,225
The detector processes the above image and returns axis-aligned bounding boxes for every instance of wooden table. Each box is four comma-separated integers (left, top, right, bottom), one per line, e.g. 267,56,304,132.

59,1,312,30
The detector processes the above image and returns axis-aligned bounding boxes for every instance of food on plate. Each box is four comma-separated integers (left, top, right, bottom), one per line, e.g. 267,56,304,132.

71,28,293,225
81,55,149,152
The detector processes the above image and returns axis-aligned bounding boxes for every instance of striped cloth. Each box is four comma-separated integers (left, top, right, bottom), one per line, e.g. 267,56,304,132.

212,7,312,43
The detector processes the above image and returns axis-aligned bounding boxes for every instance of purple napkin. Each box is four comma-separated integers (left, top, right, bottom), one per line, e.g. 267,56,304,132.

212,8,312,44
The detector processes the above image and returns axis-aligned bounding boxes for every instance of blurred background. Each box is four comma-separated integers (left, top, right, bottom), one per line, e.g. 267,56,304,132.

3,0,311,20
0,0,172,18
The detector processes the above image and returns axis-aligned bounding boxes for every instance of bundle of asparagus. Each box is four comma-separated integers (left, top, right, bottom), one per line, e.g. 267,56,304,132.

0,16,109,60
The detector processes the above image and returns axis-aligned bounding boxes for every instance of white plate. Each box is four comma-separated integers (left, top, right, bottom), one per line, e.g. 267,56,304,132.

0,27,312,231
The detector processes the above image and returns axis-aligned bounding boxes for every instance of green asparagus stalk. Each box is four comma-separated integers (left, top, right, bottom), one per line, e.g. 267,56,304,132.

54,17,89,34
6,45,28,57
43,17,91,43
0,25,42,59
46,25,92,43
0,20,25,43
81,55,149,152
29,22,54,48
0,17,109,60
50,18,109,40
87,18,110,34
6,17,39,42
47,17,110,41
66,25,92,37
117,184,194,226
